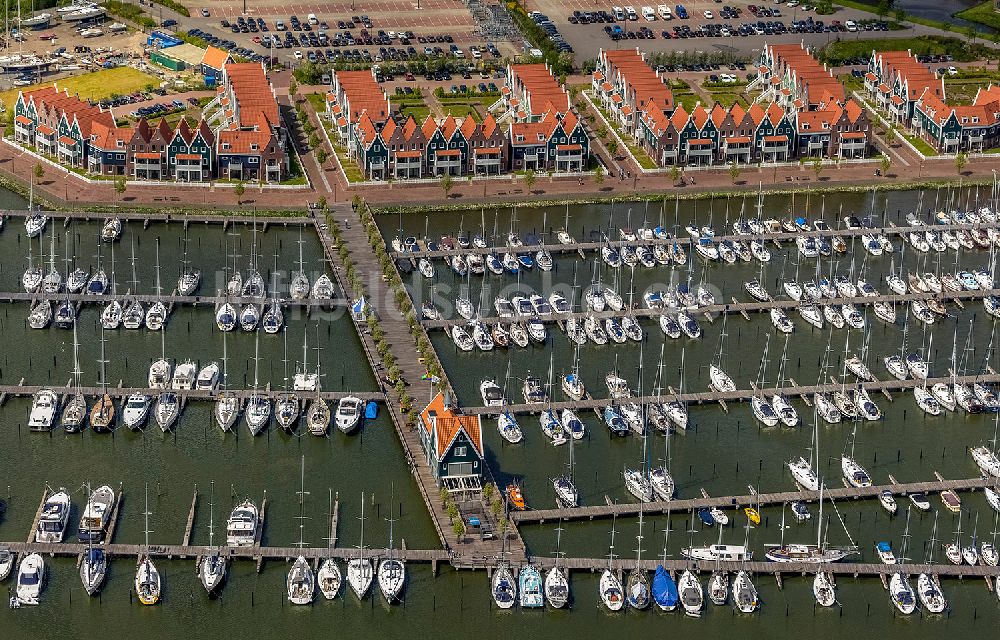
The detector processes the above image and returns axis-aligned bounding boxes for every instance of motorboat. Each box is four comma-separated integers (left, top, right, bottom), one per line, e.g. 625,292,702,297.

287,556,315,605
16,553,44,605
549,292,572,314
889,573,916,615
879,490,898,515
971,445,1000,477
480,379,504,407
35,489,71,543
941,489,962,514
28,389,58,430
80,547,107,596
134,554,161,606
226,501,258,546
148,358,171,389
788,457,819,491
154,393,179,432
196,362,221,391
122,393,151,430
875,541,896,564
599,568,624,611
336,396,363,433
171,361,197,390
519,564,544,607
318,559,342,599
491,563,516,609
909,492,931,511
245,395,271,435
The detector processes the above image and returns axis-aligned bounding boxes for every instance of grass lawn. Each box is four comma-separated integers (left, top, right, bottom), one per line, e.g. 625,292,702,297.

396,97,431,122
955,1,1000,33
945,81,988,105
0,67,161,110
838,73,864,93
436,95,494,118
592,100,657,170
673,92,700,113
819,36,999,65
335,147,365,183
306,93,326,114
710,93,748,108
904,134,939,156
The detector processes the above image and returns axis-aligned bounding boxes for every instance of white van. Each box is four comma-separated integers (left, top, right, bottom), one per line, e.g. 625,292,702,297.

845,20,858,32
657,4,672,19
275,19,286,31
641,6,656,20
625,5,638,20
307,13,318,24
612,6,625,20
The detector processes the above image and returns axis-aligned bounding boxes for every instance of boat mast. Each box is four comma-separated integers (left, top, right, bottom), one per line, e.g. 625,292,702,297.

295,455,308,548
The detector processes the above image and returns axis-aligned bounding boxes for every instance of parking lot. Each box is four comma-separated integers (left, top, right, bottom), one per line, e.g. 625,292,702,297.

524,0,939,61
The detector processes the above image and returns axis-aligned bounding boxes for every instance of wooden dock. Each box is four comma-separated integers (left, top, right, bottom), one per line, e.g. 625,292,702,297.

329,493,339,549
4,291,347,309
25,488,51,543
179,487,198,558
510,475,993,524
4,209,312,226
391,220,1000,259
103,487,124,545
254,493,267,573
0,383,382,405
421,287,1000,330
462,372,1000,416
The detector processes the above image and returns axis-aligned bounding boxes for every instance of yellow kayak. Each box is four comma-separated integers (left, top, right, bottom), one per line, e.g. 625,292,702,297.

744,507,761,525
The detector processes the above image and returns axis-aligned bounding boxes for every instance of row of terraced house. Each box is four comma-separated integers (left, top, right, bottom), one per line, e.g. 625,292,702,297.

10,62,288,182
864,49,1000,153
326,64,590,180
592,45,871,167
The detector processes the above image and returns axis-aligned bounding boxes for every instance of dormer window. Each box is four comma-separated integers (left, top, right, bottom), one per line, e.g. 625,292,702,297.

222,142,231,150
250,143,259,151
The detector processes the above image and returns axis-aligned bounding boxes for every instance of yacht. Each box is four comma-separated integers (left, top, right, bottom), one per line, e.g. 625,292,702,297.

347,556,373,599
275,393,300,431
145,301,167,331
914,387,942,415
154,393,180,432
971,445,1000,477
196,362,221,391
709,365,736,393
78,485,115,542
28,389,59,430
122,300,144,329
318,559,342,599
239,304,260,331
214,394,239,432
312,274,335,299
215,302,236,331
226,501,259,546
287,556,315,605
813,572,836,607
35,489,71,543
681,544,752,561
876,541,896,564
599,568,624,611
307,397,331,436
80,547,107,596
917,573,947,613
764,543,850,563
16,553,44,605
245,395,271,435
732,571,757,613
492,563,517,608
889,573,916,615
122,393,151,430
623,468,653,502
336,396,364,433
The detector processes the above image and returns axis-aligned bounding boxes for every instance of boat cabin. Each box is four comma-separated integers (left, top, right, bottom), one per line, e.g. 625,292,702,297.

418,391,484,495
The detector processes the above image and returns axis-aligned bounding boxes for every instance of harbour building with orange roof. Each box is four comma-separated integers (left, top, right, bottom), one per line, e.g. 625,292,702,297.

418,391,484,491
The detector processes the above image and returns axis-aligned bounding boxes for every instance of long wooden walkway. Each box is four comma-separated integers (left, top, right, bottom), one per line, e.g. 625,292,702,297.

391,220,1000,259
0,383,382,404
462,372,1000,415
5,209,312,226
510,475,993,524
422,287,998,330
4,291,346,309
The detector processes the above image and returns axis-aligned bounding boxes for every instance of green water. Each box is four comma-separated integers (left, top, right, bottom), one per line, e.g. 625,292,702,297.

2,189,1000,637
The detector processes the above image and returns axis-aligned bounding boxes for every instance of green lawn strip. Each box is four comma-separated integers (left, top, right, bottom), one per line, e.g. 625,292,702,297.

709,93,748,107
593,101,657,169
904,134,939,156
819,36,1000,65
954,1,1000,33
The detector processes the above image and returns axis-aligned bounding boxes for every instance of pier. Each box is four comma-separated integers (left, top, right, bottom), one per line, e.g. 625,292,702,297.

461,372,1000,415
3,384,383,404
421,287,1000,330
509,475,994,524
4,291,347,309
389,220,1000,259
4,209,313,227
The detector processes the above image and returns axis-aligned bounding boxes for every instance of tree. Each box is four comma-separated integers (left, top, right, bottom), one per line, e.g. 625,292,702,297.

955,152,969,175
316,195,328,212
113,175,126,204
811,157,824,181
452,518,466,540
315,148,328,165
880,155,892,177
288,78,298,99
607,139,619,158
522,169,536,192
894,8,906,22
439,173,454,199
33,162,44,183
594,163,605,185
876,0,890,19
729,161,741,185
669,164,681,186
308,132,320,150
233,180,246,205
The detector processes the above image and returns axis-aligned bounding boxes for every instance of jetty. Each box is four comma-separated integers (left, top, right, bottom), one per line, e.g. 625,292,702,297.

4,291,347,309
4,209,312,227
509,475,994,524
1,383,382,404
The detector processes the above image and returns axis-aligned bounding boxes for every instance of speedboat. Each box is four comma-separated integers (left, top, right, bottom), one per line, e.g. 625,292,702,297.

16,553,44,605
876,541,896,564
287,556,315,605
678,570,703,617
226,501,258,546
135,556,161,605
122,393,151,430
519,564,544,607
491,564,516,609
599,568,624,611
35,489,71,542
336,396,363,433
318,559,342,599
28,389,58,430
80,547,107,596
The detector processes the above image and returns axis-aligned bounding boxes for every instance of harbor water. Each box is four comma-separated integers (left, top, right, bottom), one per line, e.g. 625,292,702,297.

1,187,1000,636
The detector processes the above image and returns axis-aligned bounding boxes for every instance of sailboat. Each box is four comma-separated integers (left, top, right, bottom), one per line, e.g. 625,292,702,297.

678,570,703,617
288,457,315,605
135,484,161,605
290,227,310,299
199,482,227,595
544,521,570,608
765,482,852,563
245,331,271,435
625,512,650,609
89,326,115,432
918,510,947,613
61,322,87,432
348,492,374,599
377,489,406,604
176,228,201,295
275,330,300,432
599,515,624,611
652,529,679,611
889,506,916,615
214,328,239,432
812,571,836,607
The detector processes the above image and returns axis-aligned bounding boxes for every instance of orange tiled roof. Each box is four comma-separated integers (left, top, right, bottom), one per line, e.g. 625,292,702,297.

507,63,570,116
201,45,231,70
176,153,202,161
841,132,867,139
420,392,483,459
133,152,161,159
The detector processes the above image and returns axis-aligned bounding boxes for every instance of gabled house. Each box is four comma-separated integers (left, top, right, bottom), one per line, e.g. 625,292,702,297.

418,391,484,490
87,121,132,175
593,48,674,136
213,62,288,182
129,117,173,180
351,112,388,179
14,84,114,167
167,118,215,181
382,115,426,179
200,45,233,83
